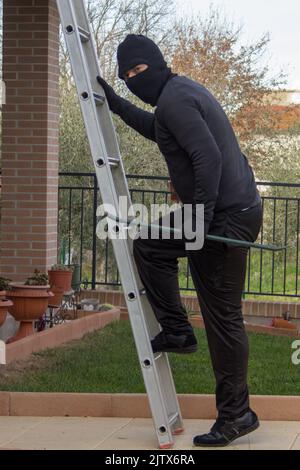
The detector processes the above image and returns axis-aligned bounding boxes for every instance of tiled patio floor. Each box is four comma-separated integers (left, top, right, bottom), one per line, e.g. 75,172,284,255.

0,417,299,450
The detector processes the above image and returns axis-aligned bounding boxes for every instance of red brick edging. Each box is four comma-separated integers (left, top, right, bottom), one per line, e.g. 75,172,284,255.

119,309,299,337
0,392,299,422
4,308,120,364
189,316,299,337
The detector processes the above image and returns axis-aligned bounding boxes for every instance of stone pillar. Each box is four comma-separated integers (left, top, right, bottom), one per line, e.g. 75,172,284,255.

1,0,60,281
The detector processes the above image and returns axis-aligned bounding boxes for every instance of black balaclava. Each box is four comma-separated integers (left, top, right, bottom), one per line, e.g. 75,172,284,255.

117,34,174,107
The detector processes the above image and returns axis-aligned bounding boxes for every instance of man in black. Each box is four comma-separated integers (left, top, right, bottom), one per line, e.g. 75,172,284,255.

97,34,262,447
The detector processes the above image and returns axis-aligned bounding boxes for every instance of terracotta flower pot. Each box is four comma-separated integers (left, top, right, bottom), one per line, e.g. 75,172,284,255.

272,318,298,330
0,290,6,301
6,283,54,343
48,270,73,293
0,299,13,328
49,286,64,307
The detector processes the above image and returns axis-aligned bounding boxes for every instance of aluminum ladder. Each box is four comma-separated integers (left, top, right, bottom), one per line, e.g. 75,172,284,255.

56,0,184,449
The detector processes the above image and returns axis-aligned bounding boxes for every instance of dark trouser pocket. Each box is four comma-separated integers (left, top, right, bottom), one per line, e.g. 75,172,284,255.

224,203,263,244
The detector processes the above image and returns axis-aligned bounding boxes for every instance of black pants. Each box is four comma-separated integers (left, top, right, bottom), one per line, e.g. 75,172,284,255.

133,202,263,419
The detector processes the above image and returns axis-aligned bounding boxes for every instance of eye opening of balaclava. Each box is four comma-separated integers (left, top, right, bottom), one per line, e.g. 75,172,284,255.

117,34,173,107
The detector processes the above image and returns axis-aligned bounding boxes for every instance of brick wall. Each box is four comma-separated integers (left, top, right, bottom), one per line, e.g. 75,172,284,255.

0,0,60,280
78,289,300,320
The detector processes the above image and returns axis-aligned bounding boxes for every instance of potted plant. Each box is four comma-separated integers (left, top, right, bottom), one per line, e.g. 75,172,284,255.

67,252,81,292
68,252,81,292
70,263,81,291
48,264,74,293
0,277,13,328
272,311,298,331
6,270,54,342
0,276,12,299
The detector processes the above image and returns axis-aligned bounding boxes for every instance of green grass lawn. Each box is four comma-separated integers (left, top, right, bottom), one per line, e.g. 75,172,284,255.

1,321,299,395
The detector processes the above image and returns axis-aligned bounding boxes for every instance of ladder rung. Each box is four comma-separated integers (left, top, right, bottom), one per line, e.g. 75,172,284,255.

93,93,105,106
108,158,120,167
168,413,179,426
78,26,90,42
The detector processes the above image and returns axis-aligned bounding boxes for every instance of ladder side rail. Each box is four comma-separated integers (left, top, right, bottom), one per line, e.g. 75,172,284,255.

57,0,184,446
72,0,121,160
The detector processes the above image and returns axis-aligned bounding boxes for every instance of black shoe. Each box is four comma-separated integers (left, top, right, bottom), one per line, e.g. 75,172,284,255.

151,330,198,354
193,409,260,447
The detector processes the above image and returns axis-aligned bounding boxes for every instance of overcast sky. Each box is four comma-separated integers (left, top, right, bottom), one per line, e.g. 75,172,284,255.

176,0,300,90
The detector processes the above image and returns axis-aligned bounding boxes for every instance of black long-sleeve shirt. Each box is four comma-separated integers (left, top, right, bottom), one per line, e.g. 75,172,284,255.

113,75,261,235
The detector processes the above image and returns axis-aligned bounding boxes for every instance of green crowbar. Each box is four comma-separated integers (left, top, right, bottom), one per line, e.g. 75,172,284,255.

100,212,286,252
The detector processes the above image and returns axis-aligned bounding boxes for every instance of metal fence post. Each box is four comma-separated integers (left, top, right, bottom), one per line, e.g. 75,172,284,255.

91,174,98,290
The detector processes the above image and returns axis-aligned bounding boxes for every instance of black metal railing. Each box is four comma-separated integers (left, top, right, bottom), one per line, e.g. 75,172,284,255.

57,174,300,298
